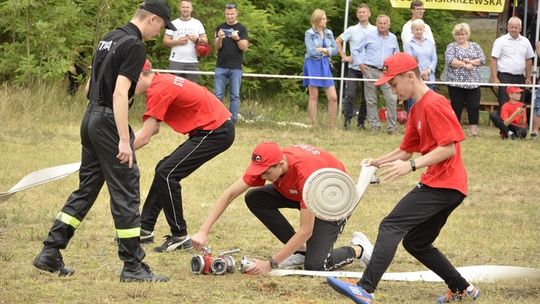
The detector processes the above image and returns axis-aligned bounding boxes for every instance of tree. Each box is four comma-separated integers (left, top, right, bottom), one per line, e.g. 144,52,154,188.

0,0,460,97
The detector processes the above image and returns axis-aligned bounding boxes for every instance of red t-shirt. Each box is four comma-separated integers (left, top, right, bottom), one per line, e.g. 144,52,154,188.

143,73,231,134
242,145,347,209
500,101,527,127
400,90,468,196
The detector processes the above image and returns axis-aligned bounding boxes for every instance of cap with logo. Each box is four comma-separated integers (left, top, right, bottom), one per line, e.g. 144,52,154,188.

139,0,177,31
506,86,523,94
374,52,418,86
246,142,283,176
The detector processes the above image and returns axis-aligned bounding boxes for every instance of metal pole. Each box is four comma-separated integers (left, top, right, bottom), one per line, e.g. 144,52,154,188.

528,3,539,134
523,0,528,36
338,0,351,122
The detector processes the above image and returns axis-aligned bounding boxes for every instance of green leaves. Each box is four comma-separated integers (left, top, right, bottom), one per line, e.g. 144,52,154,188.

0,0,460,95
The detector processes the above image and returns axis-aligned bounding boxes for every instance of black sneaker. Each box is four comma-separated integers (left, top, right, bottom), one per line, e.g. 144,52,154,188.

33,246,75,276
154,235,192,253
140,229,155,244
120,261,169,282
343,119,351,130
531,133,538,140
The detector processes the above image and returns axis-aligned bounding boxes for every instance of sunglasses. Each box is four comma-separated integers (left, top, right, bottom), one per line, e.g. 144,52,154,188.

225,3,236,9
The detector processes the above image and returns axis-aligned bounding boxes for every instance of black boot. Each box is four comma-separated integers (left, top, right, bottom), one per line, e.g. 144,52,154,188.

120,261,169,282
33,246,75,276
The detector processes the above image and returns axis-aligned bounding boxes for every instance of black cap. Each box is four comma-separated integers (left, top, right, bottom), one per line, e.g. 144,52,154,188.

139,0,176,31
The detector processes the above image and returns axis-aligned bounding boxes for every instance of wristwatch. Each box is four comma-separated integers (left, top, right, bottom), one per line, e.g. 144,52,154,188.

268,257,278,269
410,159,416,172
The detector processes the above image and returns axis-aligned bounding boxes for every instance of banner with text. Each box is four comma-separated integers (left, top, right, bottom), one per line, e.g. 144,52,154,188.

390,0,506,13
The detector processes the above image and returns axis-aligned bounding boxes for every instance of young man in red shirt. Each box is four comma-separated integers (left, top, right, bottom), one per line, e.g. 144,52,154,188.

191,142,373,273
133,59,235,252
489,86,528,140
327,53,480,303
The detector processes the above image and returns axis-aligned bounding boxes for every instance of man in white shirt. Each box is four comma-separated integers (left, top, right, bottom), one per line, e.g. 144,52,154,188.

163,0,208,83
401,0,434,49
490,16,535,107
336,3,376,130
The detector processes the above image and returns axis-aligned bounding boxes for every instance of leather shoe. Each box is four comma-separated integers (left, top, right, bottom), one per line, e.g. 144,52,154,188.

33,246,74,276
120,261,169,282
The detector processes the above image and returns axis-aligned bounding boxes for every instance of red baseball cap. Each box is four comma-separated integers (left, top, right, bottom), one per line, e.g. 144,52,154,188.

246,142,283,176
374,53,418,86
143,59,152,72
506,86,523,94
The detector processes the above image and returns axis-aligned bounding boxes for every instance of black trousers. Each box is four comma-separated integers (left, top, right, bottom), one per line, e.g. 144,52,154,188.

359,183,469,293
44,104,145,263
343,68,367,126
448,86,481,125
497,72,525,108
489,112,528,138
245,185,356,271
140,120,235,236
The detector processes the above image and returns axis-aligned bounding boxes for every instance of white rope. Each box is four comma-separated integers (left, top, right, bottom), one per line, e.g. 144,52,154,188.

154,68,540,89
156,68,539,135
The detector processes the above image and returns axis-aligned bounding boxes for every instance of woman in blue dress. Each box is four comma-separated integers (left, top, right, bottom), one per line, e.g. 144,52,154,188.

303,9,338,129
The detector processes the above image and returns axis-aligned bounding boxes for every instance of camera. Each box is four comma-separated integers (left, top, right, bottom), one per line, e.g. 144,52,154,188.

222,28,234,37
191,248,239,275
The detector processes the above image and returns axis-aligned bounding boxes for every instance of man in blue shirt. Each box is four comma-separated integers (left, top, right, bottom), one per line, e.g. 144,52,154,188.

353,15,399,134
336,3,376,130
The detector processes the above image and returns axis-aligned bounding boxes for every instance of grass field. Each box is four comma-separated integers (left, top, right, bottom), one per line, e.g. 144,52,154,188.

0,83,539,304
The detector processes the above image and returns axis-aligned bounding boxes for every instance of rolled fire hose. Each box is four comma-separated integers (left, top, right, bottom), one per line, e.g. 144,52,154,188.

303,165,377,221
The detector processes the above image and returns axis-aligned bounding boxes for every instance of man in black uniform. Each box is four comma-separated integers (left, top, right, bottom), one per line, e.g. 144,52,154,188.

32,0,175,282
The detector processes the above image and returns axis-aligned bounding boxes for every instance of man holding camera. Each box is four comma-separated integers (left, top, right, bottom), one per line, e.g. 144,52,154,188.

191,142,373,274
214,3,249,123
163,0,208,83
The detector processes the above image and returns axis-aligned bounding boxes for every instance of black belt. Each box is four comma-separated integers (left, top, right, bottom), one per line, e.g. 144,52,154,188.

366,64,383,71
88,103,113,115
498,71,523,77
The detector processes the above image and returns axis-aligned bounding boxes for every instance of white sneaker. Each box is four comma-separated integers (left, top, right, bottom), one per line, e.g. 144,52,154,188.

278,253,305,269
352,232,373,266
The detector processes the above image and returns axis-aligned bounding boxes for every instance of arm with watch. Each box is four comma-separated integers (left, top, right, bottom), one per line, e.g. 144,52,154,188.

362,143,457,182
244,208,315,275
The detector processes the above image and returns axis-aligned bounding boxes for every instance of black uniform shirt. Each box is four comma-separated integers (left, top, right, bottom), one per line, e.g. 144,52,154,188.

88,22,146,108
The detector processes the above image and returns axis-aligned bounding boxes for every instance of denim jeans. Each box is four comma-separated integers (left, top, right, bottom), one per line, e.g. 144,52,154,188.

214,67,242,122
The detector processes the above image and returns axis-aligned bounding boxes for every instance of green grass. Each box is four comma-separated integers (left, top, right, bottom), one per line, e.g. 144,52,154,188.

0,83,539,303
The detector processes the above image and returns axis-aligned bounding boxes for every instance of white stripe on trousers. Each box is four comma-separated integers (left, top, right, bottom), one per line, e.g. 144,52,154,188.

165,130,213,234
